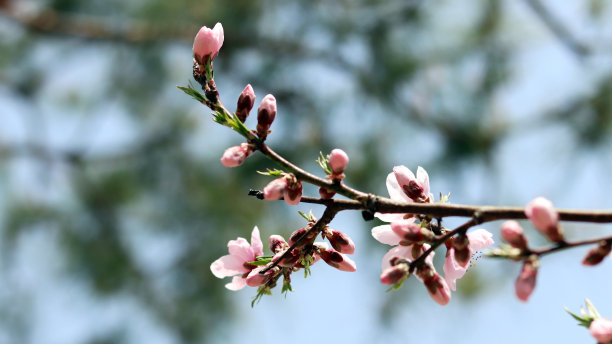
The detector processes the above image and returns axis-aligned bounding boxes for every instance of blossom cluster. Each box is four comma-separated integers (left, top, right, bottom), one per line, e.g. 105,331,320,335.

372,166,494,305
210,221,357,300
186,21,612,341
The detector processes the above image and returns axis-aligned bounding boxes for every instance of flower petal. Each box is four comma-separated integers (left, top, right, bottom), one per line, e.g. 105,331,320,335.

382,246,414,270
467,229,494,251
372,225,401,246
228,237,253,262
211,254,248,278
385,172,412,203
416,166,430,196
225,276,247,291
374,212,410,223
443,248,467,291
250,226,264,257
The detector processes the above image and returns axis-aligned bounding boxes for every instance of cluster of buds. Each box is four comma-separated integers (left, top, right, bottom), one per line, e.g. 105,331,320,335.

319,148,350,199
210,220,357,301
497,198,563,302
263,173,303,205
373,166,494,305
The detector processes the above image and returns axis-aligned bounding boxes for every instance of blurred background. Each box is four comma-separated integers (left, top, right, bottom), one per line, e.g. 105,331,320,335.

1,0,612,343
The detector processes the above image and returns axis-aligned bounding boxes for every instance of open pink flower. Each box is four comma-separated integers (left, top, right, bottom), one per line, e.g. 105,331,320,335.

443,229,494,291
193,22,224,63
375,166,432,223
210,226,264,291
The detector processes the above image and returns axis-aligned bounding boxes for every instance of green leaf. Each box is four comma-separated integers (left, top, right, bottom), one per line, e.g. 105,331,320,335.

248,259,271,266
585,299,601,318
176,84,206,103
257,169,285,177
316,151,332,175
298,211,315,221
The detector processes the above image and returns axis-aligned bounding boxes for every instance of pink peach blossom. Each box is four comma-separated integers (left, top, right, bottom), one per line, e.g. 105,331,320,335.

590,318,612,343
210,226,263,291
193,22,224,63
375,166,432,223
443,229,494,291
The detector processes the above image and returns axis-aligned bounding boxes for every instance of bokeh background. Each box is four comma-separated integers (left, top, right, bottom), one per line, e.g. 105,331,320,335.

1,0,612,343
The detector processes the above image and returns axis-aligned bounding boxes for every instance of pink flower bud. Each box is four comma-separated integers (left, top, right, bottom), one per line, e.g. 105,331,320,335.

245,266,277,287
423,272,451,306
380,263,409,285
271,249,300,267
391,220,434,244
329,149,349,175
318,247,357,272
269,235,288,253
288,228,308,246
256,94,277,138
582,241,612,266
451,235,471,268
319,187,335,199
236,84,256,123
515,260,538,302
501,220,528,249
263,177,287,200
325,229,355,254
525,197,563,242
284,180,302,205
193,22,224,63
220,143,253,167
393,166,429,202
590,318,612,343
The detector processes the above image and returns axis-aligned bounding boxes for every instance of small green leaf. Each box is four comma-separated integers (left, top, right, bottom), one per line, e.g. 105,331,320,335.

257,169,285,177
585,299,601,318
248,259,271,266
298,211,316,221
316,152,332,175
177,84,206,103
